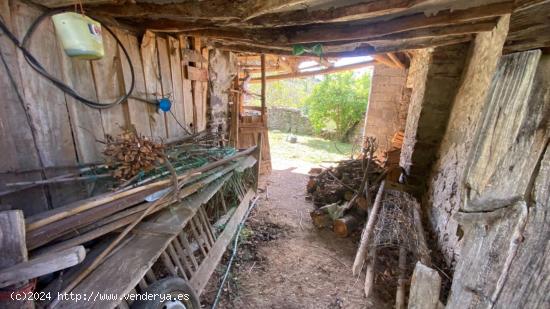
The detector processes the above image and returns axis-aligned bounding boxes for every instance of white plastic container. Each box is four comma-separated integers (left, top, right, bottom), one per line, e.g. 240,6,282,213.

52,12,104,60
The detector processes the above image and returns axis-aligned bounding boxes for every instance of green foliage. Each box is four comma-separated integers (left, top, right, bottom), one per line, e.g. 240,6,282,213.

248,78,317,109
305,71,370,139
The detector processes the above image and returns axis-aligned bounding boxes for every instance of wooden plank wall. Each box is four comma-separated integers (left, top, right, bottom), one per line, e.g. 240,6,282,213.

0,0,210,216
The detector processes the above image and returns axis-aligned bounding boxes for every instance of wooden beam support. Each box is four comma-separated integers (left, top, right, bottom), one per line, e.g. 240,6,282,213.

260,54,266,117
0,246,85,289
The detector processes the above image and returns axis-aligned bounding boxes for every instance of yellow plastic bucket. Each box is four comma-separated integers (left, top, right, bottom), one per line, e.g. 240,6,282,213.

52,12,104,60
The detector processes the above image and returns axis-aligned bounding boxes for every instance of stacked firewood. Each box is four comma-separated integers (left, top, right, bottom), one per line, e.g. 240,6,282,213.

306,135,435,307
307,159,384,207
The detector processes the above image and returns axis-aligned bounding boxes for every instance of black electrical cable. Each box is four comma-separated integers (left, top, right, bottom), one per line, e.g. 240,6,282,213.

169,110,192,135
0,9,135,110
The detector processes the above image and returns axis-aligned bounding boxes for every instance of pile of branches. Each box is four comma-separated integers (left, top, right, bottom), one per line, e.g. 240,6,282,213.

104,131,165,181
307,158,384,207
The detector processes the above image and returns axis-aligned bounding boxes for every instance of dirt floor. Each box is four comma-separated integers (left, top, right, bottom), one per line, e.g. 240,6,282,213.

202,158,391,309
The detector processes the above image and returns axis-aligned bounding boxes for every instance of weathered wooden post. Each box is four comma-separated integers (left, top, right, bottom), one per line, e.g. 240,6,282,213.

252,132,263,192
0,210,34,309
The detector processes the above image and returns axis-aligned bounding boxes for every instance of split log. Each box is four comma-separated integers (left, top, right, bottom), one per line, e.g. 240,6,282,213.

356,196,369,211
408,262,441,309
310,209,332,228
306,178,317,193
333,214,361,238
352,180,386,276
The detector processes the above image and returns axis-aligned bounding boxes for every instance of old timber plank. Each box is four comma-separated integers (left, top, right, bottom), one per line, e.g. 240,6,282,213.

91,28,127,137
157,35,179,138
168,36,189,136
464,50,546,211
179,35,196,130
185,65,208,82
141,31,167,139
0,0,48,215
484,56,550,309
11,1,82,207
114,28,151,137
190,37,206,132
57,38,104,164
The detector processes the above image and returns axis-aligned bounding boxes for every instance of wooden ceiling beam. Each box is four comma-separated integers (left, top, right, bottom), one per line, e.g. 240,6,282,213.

247,0,430,27
283,1,514,44
210,17,498,56
32,0,122,8
370,34,474,53
310,18,499,47
174,2,511,45
88,1,246,22
244,0,309,21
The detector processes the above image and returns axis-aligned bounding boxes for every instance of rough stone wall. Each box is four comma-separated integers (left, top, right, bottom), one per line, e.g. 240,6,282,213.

400,50,432,173
399,44,470,187
208,49,237,134
363,63,408,152
267,107,313,135
423,18,509,266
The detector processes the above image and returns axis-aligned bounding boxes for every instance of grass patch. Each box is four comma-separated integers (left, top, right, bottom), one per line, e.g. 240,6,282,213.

269,130,355,164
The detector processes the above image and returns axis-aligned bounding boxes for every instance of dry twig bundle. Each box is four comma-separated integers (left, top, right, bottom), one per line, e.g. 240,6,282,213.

104,131,165,181
307,159,384,207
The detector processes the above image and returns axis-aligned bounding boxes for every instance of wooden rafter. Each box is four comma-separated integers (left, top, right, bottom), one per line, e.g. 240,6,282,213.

244,0,309,20
248,60,375,83
387,53,406,69
173,2,512,45
247,0,430,27
281,1,513,44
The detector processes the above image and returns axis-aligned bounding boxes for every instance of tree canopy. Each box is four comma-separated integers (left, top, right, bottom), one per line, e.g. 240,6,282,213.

305,71,370,140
